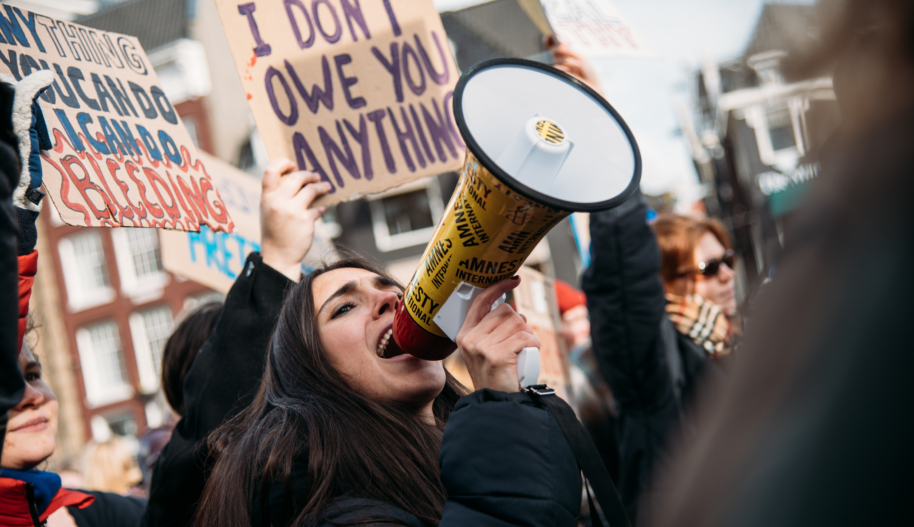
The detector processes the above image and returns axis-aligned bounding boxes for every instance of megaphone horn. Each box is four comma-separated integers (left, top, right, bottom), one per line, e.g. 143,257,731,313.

392,58,642,386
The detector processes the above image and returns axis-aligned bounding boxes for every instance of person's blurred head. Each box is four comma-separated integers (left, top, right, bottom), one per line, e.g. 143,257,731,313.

0,342,58,470
80,437,143,495
555,279,590,349
161,302,223,415
653,215,737,315
787,0,914,134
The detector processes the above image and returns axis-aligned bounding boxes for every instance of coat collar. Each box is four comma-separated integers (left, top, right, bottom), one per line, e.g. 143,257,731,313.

0,471,94,526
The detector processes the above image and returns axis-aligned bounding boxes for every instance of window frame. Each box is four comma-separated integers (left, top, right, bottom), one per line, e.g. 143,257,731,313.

111,227,169,299
128,305,175,394
58,231,115,312
369,177,445,252
745,98,806,169
76,320,134,408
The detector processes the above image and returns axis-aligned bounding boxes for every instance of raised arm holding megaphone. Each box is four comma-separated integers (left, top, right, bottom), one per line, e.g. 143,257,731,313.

387,58,641,389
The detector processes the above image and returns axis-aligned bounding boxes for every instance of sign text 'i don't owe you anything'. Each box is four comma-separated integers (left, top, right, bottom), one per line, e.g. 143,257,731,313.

215,0,465,206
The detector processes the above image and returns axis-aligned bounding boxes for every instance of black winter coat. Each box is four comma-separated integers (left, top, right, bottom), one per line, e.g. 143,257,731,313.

581,191,717,524
142,253,292,527
0,101,24,460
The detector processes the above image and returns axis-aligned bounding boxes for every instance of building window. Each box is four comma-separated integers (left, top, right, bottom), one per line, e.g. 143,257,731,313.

59,232,115,311
369,179,444,252
129,306,175,394
76,320,133,407
766,106,796,152
112,228,169,298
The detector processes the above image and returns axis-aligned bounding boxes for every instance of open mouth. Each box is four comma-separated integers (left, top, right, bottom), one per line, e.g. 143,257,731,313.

377,327,405,358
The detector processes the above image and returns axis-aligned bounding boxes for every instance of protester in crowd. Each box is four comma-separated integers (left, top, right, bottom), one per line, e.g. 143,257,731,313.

195,263,579,527
79,437,144,496
0,69,53,464
144,156,580,527
161,302,224,416
545,38,739,523
142,158,332,527
652,1,914,526
583,188,738,523
652,214,740,357
1,339,146,526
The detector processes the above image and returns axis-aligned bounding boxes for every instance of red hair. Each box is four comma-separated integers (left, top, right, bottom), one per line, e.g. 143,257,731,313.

652,215,732,296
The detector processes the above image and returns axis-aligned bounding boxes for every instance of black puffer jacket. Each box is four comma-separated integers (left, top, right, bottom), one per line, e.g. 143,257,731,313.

582,191,718,524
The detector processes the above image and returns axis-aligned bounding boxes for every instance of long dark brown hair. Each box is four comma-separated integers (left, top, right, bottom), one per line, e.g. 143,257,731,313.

194,258,466,527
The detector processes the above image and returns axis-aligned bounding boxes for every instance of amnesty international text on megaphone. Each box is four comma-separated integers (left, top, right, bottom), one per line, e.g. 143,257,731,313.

391,58,641,385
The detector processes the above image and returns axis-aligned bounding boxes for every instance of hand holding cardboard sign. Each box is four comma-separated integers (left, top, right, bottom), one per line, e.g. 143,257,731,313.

545,36,605,95
260,158,331,281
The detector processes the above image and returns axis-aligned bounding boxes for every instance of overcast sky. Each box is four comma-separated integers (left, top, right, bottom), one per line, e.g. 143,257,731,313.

433,0,814,204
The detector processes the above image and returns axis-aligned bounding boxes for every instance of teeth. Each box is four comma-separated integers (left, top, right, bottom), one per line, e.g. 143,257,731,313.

377,329,393,357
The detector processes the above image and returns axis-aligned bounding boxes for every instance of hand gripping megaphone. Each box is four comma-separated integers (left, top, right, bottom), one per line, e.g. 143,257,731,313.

391,58,641,386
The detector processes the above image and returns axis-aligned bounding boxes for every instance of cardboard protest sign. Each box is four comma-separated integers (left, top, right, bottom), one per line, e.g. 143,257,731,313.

161,151,338,293
213,0,464,207
512,265,572,400
0,4,233,231
518,0,658,59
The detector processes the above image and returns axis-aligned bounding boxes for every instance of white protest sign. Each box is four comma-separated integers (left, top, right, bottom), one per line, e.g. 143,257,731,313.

0,4,234,231
213,0,465,207
161,151,337,293
521,0,658,59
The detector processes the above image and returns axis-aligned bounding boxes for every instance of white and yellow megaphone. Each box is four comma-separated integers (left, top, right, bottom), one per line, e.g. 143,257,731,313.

391,58,641,387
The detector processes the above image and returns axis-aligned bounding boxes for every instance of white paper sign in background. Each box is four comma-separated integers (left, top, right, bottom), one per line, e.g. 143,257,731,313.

540,0,659,59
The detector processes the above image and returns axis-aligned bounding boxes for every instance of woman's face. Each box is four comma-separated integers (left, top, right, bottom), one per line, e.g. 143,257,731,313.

313,268,447,417
1,344,58,470
693,232,737,315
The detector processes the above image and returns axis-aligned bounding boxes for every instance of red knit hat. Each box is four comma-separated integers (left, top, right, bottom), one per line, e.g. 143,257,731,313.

554,279,586,315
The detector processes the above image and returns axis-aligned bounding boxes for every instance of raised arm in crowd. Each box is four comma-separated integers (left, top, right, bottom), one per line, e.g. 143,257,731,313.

145,156,584,527
142,159,331,527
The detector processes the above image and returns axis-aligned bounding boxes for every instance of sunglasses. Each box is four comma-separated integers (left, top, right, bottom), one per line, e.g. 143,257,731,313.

694,250,735,278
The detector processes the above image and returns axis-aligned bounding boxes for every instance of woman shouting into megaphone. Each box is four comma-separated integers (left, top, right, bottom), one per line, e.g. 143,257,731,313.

193,257,581,527
139,157,581,527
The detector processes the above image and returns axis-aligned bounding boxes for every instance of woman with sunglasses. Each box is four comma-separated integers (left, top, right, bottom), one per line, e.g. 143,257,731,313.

653,214,739,357
581,189,738,524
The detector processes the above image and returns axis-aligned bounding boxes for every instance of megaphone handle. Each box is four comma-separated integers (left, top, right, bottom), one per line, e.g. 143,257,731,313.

517,347,541,388
491,294,540,388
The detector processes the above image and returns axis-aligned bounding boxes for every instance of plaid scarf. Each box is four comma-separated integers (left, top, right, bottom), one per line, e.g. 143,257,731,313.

665,294,733,359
